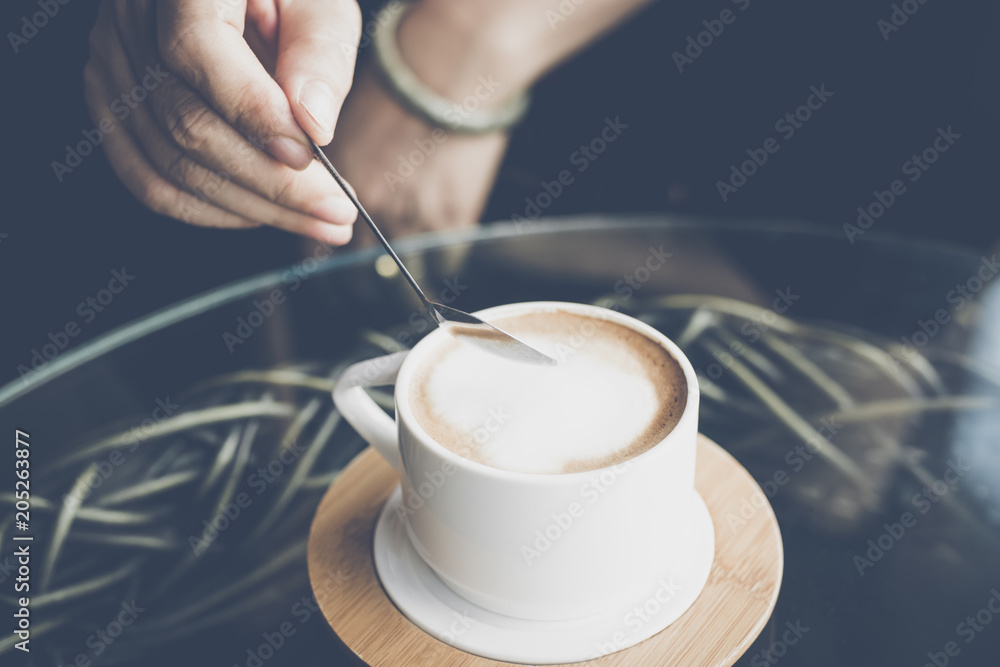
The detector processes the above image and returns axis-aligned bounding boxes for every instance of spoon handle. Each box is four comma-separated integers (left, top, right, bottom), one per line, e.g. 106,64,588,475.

308,139,433,311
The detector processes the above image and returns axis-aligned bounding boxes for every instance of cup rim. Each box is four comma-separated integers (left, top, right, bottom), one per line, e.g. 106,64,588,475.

394,301,699,482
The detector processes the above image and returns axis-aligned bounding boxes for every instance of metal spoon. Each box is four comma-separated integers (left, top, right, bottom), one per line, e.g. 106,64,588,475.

309,139,556,366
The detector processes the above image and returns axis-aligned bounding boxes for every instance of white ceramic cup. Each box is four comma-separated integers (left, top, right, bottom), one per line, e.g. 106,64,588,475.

333,301,703,622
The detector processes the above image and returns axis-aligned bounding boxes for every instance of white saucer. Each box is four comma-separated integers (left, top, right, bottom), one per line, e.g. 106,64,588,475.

372,486,716,665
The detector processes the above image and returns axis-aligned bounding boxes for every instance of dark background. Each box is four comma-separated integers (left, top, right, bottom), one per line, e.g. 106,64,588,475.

2,0,997,383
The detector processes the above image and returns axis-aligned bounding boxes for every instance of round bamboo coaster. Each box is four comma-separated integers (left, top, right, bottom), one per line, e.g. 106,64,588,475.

308,435,782,666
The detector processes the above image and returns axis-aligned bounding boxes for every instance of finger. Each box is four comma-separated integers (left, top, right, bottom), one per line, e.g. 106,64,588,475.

85,62,259,229
108,6,358,227
89,61,351,243
156,0,313,170
142,81,360,227
88,53,352,246
273,0,361,145
259,204,354,245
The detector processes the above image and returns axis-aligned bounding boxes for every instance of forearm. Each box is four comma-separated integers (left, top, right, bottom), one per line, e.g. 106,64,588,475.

397,0,656,105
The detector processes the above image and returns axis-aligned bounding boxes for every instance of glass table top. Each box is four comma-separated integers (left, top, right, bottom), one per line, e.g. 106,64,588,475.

2,216,998,666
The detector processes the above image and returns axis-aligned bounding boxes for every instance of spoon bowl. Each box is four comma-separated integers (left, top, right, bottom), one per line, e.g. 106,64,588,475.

428,302,558,365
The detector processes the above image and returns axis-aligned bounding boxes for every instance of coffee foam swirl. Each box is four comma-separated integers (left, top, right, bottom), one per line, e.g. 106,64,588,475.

409,311,687,474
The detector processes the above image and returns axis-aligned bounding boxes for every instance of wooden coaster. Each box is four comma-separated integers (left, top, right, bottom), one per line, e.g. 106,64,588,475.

307,435,783,666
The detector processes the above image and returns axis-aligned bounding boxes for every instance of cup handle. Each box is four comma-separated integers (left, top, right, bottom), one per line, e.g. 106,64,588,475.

333,351,409,474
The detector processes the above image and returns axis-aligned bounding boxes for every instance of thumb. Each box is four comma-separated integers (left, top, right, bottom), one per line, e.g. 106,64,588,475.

274,0,362,146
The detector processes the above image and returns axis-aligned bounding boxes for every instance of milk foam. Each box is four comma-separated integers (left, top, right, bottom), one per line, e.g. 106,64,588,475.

410,311,686,474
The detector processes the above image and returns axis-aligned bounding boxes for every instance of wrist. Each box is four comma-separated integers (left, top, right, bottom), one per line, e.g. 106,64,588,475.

396,0,548,107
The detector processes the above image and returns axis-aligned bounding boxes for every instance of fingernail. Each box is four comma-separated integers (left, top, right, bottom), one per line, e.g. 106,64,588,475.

299,80,336,137
312,195,358,225
267,136,313,170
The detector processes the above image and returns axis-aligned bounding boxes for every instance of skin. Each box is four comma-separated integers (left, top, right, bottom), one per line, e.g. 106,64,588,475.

86,0,655,244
